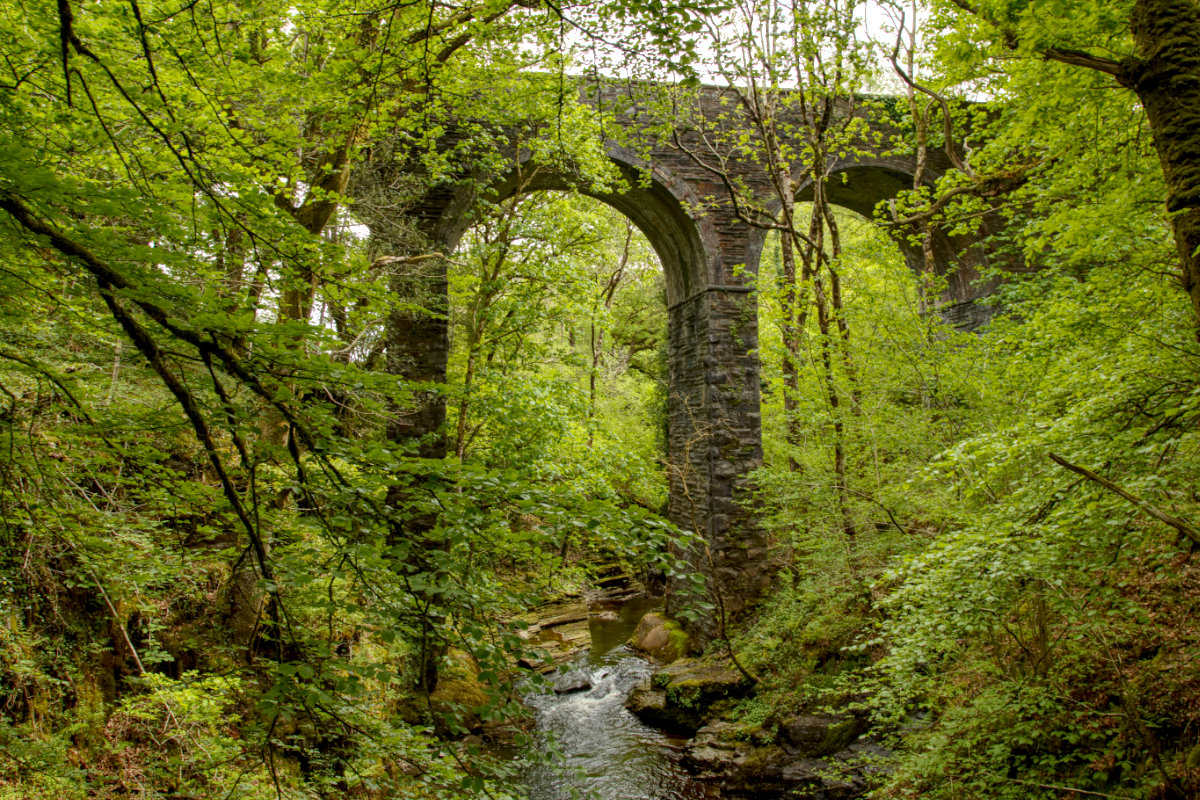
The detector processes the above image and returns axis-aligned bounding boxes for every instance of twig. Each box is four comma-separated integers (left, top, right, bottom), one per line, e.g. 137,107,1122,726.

86,564,146,676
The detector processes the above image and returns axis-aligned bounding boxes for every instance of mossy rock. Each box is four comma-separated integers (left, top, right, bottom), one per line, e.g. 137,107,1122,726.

627,611,694,664
660,658,751,705
428,650,490,735
625,658,752,733
732,744,789,792
778,714,861,757
625,683,698,732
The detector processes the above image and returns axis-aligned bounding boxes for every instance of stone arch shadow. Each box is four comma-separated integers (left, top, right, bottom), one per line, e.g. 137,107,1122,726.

432,147,721,306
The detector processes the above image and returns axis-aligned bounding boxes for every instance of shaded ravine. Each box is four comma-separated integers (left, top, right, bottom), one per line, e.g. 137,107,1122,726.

519,601,705,800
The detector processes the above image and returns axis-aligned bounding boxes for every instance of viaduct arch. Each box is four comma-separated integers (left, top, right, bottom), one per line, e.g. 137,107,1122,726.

390,85,999,626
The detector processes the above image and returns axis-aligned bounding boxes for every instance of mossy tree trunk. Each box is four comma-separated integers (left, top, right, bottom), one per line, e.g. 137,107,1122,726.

953,0,1200,332
1121,0,1200,334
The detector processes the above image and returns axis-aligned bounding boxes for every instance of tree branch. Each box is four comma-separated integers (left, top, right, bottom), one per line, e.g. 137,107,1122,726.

946,0,1124,76
1048,452,1200,545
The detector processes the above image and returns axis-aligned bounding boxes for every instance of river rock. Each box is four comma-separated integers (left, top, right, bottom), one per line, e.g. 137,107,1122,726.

680,716,892,799
624,658,751,732
683,722,791,794
552,668,593,694
778,714,861,757
683,720,755,774
626,611,693,663
681,719,878,800
625,684,681,729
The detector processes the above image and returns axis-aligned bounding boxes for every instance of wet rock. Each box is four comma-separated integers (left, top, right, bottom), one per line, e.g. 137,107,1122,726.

552,669,593,695
627,611,693,663
624,658,751,733
778,714,861,757
625,684,691,731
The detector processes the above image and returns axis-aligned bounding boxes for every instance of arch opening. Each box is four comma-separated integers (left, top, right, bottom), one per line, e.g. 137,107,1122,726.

439,153,720,309
430,156,768,629
741,163,997,316
444,187,674,500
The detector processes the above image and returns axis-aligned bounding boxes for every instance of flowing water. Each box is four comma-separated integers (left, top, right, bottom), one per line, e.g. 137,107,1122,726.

519,600,705,800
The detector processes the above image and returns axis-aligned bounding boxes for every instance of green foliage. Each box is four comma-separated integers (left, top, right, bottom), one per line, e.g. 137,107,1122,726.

4,0,1200,798
744,90,1200,799
0,0,688,794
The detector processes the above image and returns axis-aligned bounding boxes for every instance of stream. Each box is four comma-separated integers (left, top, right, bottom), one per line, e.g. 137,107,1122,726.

518,600,705,800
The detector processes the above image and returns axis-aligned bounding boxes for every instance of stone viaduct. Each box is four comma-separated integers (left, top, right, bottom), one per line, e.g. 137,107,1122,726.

384,83,1000,627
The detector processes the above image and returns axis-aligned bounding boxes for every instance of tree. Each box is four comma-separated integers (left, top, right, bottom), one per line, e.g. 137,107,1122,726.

0,0,668,792
935,0,1200,333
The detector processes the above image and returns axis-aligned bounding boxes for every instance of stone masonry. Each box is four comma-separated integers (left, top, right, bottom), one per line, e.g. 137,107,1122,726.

391,84,1001,634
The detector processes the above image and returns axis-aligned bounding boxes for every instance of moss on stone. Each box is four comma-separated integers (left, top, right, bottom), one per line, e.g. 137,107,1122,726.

732,744,788,791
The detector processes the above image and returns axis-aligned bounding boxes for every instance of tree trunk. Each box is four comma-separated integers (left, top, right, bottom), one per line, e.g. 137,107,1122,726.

1122,0,1200,333
778,180,807,469
385,255,451,693
589,320,601,448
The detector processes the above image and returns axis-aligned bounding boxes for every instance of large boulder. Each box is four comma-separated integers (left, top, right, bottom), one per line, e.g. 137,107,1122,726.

624,658,751,733
656,658,751,707
627,611,693,664
551,666,592,695
625,684,687,731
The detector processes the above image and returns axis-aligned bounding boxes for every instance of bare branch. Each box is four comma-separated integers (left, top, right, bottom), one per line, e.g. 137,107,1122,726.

1048,452,1200,545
